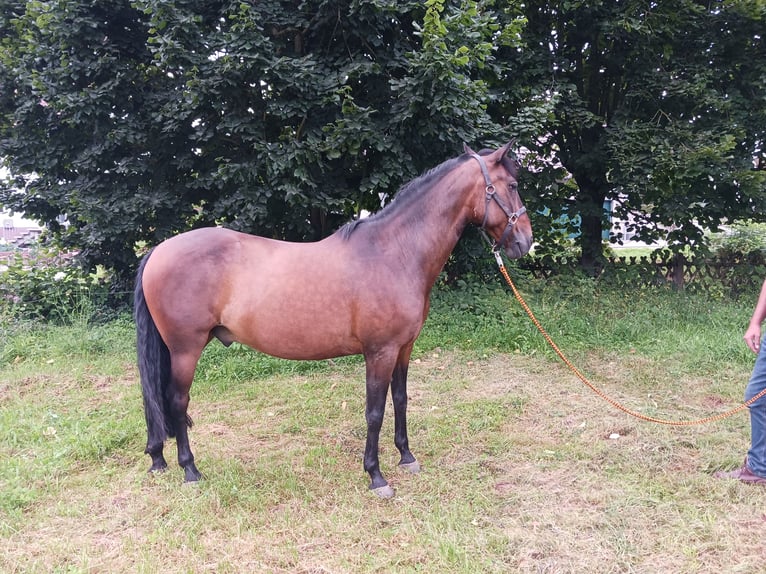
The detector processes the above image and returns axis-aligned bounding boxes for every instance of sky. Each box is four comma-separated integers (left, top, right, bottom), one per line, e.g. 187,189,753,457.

0,166,41,227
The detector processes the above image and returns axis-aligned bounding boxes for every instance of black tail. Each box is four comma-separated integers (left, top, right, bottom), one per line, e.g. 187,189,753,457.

135,249,175,444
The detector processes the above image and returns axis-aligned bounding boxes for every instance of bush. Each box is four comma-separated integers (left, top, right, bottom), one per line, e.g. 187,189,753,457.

705,222,766,296
0,248,111,324
709,221,766,257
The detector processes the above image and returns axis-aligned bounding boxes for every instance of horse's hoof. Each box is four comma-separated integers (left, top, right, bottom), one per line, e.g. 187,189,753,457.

371,484,395,499
183,464,203,483
399,460,421,474
148,462,168,474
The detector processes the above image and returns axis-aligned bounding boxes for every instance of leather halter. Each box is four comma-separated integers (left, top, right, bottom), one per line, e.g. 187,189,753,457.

468,153,526,252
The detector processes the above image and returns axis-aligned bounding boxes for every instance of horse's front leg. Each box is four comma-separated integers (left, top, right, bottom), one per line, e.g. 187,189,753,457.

391,346,420,474
363,349,397,498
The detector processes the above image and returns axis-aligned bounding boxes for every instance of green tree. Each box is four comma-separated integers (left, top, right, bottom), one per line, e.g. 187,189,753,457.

4,0,763,283
0,0,521,288
0,0,159,277
501,0,766,271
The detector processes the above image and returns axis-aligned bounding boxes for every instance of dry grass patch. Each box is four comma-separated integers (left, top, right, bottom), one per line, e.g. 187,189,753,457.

2,342,766,573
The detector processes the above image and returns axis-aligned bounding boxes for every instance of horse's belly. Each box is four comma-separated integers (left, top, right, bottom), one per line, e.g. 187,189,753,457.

249,337,362,361
226,304,363,361
239,328,362,361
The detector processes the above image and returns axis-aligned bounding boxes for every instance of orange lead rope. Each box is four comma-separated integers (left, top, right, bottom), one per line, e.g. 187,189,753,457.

494,252,766,426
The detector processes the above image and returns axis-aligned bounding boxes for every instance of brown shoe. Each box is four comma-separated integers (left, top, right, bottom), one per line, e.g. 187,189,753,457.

714,459,766,485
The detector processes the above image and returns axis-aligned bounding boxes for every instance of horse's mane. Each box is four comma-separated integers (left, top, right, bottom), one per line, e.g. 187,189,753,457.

340,149,519,239
340,154,472,239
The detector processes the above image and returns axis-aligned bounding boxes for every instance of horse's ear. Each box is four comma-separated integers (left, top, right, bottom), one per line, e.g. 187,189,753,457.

463,142,477,156
493,140,516,163
487,140,514,163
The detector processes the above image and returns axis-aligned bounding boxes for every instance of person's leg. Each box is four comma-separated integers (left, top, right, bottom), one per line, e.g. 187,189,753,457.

745,342,766,477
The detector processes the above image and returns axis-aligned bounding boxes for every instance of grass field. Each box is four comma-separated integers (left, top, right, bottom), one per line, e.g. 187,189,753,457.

2,274,766,573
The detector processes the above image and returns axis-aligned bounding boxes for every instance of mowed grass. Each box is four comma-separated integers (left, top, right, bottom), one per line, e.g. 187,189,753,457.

2,275,766,573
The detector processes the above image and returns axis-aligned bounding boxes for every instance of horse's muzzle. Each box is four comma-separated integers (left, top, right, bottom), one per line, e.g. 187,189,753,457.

502,231,533,259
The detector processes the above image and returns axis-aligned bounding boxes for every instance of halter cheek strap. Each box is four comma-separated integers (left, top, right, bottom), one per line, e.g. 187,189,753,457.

468,153,526,252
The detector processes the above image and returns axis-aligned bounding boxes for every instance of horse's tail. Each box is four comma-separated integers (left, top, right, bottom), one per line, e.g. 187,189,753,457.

134,248,175,443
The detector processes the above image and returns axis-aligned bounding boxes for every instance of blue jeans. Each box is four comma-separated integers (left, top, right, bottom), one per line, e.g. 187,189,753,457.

746,339,766,478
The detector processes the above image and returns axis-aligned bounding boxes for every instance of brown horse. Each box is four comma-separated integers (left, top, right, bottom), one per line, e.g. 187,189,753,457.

134,141,533,497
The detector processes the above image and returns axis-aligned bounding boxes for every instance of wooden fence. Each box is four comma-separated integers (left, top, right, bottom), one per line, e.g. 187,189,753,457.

518,252,765,297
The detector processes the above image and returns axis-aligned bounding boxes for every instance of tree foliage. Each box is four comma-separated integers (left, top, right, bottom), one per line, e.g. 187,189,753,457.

607,1,766,251
0,0,764,285
502,0,766,270
0,0,522,288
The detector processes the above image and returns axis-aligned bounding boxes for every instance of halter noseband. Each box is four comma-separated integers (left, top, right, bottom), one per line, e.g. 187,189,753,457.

469,153,526,252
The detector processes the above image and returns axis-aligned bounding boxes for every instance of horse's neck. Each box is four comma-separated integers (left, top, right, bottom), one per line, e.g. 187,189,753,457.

364,179,472,287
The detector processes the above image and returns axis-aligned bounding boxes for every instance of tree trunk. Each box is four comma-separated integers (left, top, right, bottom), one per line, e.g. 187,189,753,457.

573,177,608,276
670,251,686,290
579,207,605,275
557,122,610,276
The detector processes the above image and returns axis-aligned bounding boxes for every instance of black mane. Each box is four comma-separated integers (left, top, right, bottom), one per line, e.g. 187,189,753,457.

340,154,472,239
339,148,520,239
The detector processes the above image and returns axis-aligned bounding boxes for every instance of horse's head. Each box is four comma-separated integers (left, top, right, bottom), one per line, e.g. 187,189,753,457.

463,141,533,259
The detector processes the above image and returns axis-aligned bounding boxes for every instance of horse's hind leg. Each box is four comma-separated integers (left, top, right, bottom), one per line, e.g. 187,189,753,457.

391,345,420,474
168,349,204,482
146,438,168,473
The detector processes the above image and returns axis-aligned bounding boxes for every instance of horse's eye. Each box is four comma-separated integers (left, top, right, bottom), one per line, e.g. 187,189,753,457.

509,182,518,192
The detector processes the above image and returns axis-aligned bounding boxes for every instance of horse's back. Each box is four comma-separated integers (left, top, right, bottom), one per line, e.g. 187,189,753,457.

142,227,257,297
147,226,260,259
